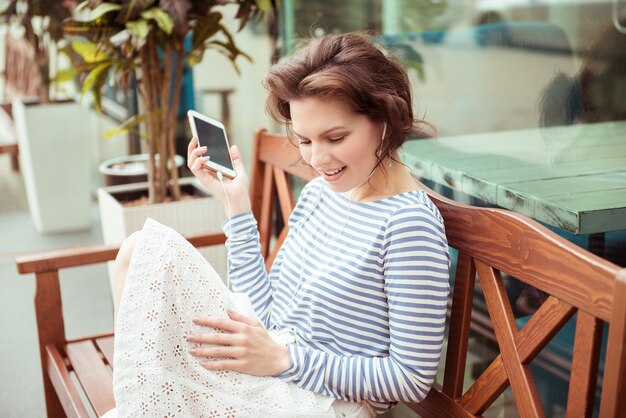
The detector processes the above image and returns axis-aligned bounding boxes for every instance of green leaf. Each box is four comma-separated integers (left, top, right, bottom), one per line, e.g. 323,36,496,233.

81,63,112,110
75,1,90,13
255,0,272,12
216,24,252,61
63,19,119,44
103,126,129,138
191,12,221,51
71,40,110,62
119,0,157,23
88,3,122,21
54,68,77,83
186,48,204,66
160,0,191,37
141,7,174,35
126,19,150,39
104,113,148,138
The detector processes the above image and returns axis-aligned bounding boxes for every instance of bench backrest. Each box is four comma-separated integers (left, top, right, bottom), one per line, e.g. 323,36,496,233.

251,130,626,417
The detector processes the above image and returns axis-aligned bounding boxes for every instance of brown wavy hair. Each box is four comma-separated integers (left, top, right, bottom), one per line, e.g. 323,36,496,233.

263,32,433,165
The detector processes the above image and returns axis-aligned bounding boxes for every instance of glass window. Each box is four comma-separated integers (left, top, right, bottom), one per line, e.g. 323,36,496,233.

281,0,626,266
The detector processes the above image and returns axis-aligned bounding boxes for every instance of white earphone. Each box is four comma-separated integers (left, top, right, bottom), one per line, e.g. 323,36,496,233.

377,122,387,159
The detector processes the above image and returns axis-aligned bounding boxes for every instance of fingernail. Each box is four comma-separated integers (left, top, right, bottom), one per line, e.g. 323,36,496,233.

189,348,197,354
192,317,199,323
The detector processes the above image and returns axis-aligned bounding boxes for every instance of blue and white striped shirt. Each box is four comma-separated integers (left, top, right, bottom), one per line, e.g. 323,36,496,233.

224,177,450,414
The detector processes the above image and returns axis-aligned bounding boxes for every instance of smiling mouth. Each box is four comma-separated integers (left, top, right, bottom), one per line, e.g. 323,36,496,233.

323,166,346,176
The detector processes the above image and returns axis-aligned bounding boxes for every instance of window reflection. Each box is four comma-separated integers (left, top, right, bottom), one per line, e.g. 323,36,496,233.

284,0,626,135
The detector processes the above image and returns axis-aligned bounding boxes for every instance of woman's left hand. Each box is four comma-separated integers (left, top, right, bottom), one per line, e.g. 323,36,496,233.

186,310,291,376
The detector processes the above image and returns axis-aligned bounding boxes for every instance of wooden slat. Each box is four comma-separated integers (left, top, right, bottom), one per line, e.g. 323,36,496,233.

273,166,295,222
68,331,115,345
460,296,575,414
476,261,544,418
95,336,115,369
66,341,115,417
265,227,289,271
256,131,317,181
442,253,475,399
534,187,626,235
185,232,227,249
16,232,226,275
17,245,120,274
497,172,626,234
565,311,603,417
35,271,67,418
407,385,477,418
259,164,275,259
500,171,626,200
599,269,626,417
45,345,90,418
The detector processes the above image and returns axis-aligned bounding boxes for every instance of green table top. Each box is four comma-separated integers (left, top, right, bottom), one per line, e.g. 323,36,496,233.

401,121,626,235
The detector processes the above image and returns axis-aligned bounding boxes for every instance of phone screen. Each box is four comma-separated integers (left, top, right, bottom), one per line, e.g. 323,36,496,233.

193,116,234,171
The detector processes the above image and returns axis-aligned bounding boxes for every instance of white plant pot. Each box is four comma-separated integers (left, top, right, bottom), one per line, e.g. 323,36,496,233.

12,99,92,234
98,177,228,287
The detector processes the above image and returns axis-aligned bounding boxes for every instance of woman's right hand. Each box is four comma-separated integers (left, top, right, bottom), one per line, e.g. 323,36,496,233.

187,137,251,217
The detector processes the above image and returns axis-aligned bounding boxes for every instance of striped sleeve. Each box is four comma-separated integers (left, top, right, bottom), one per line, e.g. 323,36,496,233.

275,205,450,404
222,180,321,327
222,212,273,325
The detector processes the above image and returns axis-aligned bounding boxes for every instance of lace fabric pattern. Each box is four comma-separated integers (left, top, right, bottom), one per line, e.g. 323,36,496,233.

109,218,374,418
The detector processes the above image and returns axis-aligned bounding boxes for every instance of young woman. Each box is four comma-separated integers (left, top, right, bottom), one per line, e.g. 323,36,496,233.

108,32,450,417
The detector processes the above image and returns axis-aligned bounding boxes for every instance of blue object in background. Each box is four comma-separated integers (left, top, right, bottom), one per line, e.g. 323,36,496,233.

177,33,195,117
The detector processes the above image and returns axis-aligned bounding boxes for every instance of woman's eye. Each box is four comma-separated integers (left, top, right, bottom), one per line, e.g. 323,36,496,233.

328,136,345,142
298,140,311,145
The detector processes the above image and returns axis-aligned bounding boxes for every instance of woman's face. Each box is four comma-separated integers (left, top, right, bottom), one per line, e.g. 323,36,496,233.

290,97,384,195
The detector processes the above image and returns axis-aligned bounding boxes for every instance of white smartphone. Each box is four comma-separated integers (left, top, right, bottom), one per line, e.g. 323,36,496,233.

187,110,237,178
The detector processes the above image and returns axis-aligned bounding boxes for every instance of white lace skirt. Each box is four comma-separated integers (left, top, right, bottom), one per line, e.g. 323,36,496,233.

105,218,375,418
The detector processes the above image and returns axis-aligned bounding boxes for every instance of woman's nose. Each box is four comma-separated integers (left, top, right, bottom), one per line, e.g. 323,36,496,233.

309,142,330,167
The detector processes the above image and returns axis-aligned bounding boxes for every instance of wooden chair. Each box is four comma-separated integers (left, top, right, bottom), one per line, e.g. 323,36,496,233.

16,130,626,417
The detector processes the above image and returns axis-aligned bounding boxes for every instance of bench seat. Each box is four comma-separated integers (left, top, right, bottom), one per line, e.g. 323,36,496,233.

46,335,115,417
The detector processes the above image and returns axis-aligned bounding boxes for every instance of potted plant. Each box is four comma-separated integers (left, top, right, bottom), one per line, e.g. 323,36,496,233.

1,0,94,234
62,0,276,278
64,0,275,203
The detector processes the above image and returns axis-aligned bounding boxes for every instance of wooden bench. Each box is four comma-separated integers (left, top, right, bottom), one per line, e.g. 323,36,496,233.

16,130,626,417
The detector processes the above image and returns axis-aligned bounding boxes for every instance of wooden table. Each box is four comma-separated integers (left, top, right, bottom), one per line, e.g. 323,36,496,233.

401,121,626,236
